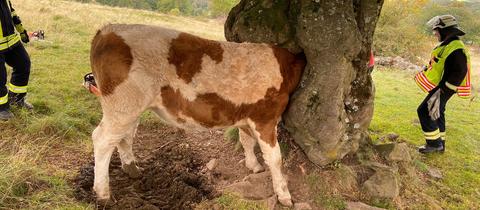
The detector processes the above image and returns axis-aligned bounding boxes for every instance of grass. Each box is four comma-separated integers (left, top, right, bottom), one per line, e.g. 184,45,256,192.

0,0,479,209
306,174,347,210
215,193,268,210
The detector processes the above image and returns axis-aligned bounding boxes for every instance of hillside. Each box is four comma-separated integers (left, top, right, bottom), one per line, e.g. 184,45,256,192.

0,0,479,209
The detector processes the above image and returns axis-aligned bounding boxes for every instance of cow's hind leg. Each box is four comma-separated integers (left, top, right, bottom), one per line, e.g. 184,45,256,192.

239,128,264,173
92,115,140,201
117,120,141,178
251,123,292,206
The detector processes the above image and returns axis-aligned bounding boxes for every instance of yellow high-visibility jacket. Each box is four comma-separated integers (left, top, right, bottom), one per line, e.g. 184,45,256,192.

415,39,471,98
0,0,23,52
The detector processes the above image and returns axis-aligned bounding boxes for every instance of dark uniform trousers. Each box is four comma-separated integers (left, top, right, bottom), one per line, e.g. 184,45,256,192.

0,43,30,110
417,87,454,146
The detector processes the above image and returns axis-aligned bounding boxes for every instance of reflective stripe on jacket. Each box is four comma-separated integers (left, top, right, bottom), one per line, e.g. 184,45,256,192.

0,0,20,52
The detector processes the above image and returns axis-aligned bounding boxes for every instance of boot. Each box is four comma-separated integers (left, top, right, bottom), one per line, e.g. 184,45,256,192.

9,92,33,110
0,103,14,120
440,140,445,152
418,140,444,154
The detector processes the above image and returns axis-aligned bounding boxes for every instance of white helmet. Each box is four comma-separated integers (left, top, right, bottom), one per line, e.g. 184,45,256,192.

427,15,458,30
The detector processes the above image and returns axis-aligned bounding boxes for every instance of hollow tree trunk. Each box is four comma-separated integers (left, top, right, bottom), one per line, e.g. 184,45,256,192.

225,0,384,165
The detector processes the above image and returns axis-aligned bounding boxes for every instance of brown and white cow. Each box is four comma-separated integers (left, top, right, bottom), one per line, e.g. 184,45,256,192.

90,24,306,206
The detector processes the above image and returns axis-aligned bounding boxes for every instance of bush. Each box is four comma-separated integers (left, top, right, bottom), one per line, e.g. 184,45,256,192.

168,8,181,16
374,0,433,65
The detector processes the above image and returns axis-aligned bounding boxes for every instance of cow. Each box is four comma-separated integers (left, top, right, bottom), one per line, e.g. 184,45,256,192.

89,24,306,206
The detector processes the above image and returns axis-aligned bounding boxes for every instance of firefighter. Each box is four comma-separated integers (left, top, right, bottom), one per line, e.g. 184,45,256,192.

0,0,32,120
415,14,471,154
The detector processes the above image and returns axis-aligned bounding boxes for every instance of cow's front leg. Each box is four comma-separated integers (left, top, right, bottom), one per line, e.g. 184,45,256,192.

252,123,292,207
92,122,116,201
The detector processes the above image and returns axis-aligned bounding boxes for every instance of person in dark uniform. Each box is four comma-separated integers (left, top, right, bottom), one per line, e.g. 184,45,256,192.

0,0,32,120
415,15,471,154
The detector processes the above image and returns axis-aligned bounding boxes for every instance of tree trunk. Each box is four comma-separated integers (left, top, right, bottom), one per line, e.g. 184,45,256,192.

225,0,384,165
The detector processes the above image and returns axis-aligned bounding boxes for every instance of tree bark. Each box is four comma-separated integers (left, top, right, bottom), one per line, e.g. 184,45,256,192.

225,0,384,165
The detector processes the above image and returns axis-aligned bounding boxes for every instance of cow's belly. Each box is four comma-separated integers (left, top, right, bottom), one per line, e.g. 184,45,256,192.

150,105,243,132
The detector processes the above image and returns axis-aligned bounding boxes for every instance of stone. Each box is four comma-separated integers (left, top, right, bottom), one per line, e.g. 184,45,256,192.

386,133,399,141
294,202,313,210
224,172,274,200
375,56,421,72
346,201,385,210
362,164,400,199
428,167,443,179
334,165,359,192
206,159,218,171
375,143,411,162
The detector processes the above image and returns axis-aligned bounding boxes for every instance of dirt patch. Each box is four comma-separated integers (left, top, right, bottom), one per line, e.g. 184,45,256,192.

73,125,218,210
42,143,91,174
73,120,418,209
71,120,318,209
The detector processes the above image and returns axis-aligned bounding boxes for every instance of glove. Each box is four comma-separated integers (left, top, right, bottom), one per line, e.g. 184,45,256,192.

20,30,29,43
422,65,428,71
427,89,442,121
15,24,29,43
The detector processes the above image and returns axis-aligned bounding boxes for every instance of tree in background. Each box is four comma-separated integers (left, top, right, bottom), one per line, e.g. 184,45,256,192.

421,1,480,44
374,0,480,64
157,0,194,15
192,0,209,16
72,0,239,17
374,0,432,64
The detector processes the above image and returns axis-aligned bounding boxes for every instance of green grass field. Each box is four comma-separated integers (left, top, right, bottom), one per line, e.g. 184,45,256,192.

0,0,478,209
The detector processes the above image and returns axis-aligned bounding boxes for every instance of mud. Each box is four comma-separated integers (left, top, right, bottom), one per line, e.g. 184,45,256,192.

73,142,216,210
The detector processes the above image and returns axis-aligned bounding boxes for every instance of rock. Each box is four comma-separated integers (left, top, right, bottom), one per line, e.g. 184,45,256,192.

334,165,358,192
428,167,443,179
206,159,218,171
386,133,399,141
398,161,416,178
294,202,312,210
374,143,411,162
346,201,385,210
224,172,273,200
375,56,421,72
362,164,400,199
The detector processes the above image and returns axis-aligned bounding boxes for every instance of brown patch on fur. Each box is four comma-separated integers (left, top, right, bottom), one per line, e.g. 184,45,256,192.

91,31,133,96
168,33,224,83
161,47,306,146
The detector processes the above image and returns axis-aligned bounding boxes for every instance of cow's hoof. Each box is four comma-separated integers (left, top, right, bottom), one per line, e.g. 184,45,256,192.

122,162,142,179
93,185,110,201
246,161,265,173
278,197,293,207
251,164,265,173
